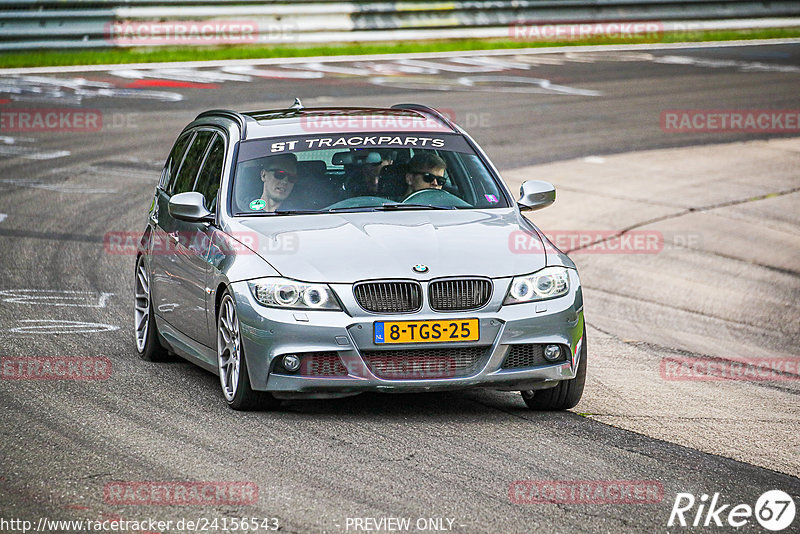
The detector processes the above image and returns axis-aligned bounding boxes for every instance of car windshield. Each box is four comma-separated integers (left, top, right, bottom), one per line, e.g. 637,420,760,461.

232,132,509,214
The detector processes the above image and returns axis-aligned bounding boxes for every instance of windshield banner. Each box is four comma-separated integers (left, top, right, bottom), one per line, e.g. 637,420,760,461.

238,132,471,161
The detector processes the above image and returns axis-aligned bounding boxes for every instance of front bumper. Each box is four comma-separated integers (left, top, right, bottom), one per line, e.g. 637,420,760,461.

231,273,584,399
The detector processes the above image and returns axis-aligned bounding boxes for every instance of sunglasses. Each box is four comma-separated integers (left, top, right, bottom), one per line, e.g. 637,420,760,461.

415,171,446,184
266,168,298,183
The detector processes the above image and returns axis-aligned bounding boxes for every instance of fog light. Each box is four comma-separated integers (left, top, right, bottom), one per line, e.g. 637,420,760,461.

282,354,301,372
543,344,562,362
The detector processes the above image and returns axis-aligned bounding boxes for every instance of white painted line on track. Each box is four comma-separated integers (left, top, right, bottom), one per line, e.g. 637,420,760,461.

1,38,799,75
110,68,252,83
220,65,324,79
584,156,606,164
0,214,7,224
395,59,504,73
0,136,35,145
460,75,603,96
8,319,119,334
0,289,115,308
654,54,800,72
369,74,602,96
0,147,71,160
0,179,113,193
282,62,376,76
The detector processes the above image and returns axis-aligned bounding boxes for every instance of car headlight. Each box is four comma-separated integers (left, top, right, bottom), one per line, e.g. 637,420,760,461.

504,266,571,305
248,278,341,310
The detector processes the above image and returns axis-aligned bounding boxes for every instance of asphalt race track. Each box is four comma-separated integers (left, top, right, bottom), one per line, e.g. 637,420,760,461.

0,42,799,533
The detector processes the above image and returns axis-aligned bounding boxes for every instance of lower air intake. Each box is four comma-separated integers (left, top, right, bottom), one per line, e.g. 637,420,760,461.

502,344,557,369
361,346,486,379
291,352,348,376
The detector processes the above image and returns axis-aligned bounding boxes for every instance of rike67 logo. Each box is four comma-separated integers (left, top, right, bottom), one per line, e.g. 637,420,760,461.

668,490,795,531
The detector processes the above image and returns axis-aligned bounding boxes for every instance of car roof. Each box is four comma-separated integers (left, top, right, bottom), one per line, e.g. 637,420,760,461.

193,103,460,140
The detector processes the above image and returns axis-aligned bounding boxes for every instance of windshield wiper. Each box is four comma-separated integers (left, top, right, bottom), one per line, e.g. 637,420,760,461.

325,206,380,213
238,204,454,216
237,209,326,216
377,203,456,210
274,209,327,215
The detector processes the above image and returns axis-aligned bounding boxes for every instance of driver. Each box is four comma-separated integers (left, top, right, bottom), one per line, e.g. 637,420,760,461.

404,153,447,198
259,153,298,211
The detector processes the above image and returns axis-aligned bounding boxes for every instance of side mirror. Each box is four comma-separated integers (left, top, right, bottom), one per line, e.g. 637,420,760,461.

517,180,556,211
168,192,214,222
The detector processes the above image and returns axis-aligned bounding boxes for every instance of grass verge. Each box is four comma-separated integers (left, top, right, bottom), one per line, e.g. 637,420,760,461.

1,27,799,69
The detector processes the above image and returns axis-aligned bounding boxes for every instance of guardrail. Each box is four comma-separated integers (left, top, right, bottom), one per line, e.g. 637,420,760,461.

1,1,799,51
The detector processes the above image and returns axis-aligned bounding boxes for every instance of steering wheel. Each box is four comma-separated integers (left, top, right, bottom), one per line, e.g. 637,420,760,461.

402,188,471,208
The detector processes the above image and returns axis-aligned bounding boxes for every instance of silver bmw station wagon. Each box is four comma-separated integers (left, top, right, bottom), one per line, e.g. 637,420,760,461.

134,100,586,410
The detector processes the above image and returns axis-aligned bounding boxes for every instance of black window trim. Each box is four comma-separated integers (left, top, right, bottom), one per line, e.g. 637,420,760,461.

193,130,228,212
169,127,218,197
160,130,194,193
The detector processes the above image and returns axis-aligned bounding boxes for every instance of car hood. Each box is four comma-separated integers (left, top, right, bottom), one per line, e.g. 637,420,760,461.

233,208,546,283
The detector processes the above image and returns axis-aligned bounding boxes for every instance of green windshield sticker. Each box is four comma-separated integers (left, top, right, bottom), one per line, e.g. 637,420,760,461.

249,199,266,211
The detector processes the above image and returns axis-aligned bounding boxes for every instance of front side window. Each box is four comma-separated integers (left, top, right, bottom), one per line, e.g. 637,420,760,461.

171,130,214,195
194,133,225,210
160,132,192,191
232,132,509,214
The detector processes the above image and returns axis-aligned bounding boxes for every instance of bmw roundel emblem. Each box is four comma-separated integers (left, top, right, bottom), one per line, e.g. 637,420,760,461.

412,264,429,273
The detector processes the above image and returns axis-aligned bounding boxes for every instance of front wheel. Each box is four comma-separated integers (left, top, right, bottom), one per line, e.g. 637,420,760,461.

217,290,280,411
521,327,587,411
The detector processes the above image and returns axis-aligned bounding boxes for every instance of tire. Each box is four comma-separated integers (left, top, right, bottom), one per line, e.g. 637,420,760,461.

134,255,170,362
217,290,280,411
521,327,587,411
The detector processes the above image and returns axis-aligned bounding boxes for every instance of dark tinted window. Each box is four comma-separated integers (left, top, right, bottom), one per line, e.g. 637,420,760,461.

161,132,192,191
171,130,213,195
194,133,225,210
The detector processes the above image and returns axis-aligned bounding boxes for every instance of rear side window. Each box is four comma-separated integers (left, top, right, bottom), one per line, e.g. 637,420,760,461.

171,130,214,195
194,133,225,210
160,132,192,191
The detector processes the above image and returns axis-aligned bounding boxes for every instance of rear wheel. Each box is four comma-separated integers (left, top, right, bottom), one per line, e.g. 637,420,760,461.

217,290,280,411
134,255,169,362
521,328,587,411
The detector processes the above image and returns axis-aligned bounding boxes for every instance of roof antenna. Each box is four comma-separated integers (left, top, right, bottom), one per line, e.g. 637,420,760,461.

290,97,303,110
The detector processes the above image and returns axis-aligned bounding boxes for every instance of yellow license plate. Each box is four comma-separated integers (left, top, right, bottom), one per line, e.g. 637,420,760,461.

374,319,479,344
